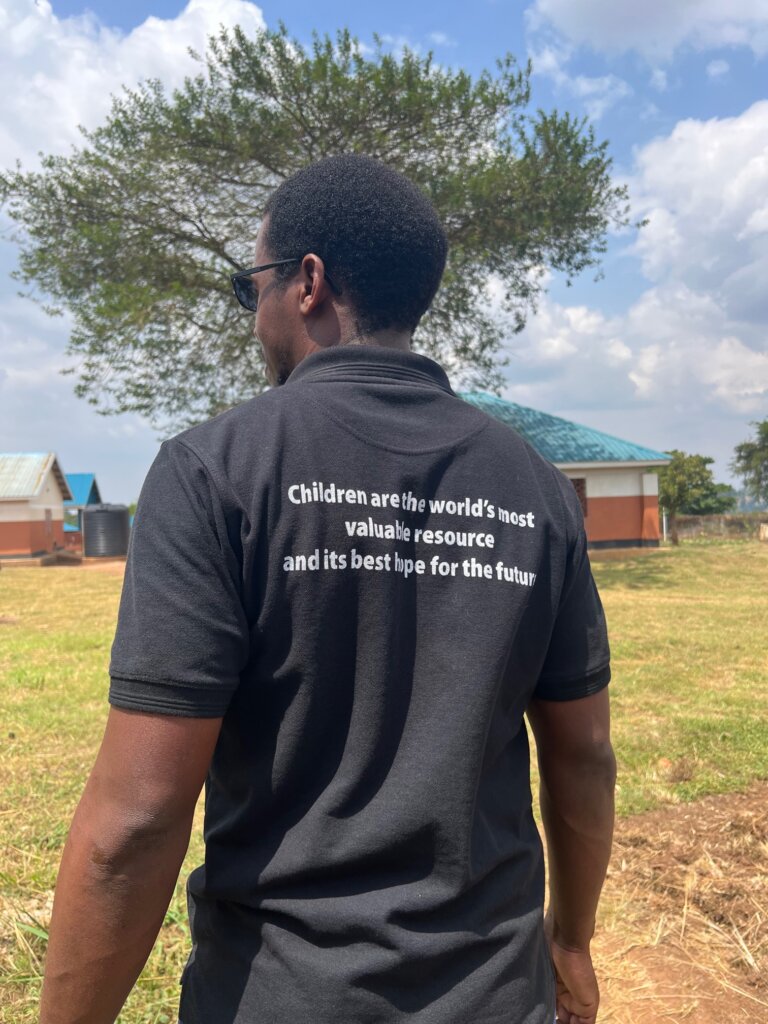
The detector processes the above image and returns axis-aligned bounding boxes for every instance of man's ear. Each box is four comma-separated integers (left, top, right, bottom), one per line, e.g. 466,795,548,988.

299,253,331,314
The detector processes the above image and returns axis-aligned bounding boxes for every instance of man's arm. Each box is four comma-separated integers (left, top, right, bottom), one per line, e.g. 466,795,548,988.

526,688,616,1024
40,707,222,1024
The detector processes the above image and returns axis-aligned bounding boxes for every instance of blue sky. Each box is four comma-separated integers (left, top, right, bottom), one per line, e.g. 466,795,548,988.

1,0,767,502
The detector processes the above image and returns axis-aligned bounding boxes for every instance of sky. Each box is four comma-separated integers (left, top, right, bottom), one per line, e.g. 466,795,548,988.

1,0,767,503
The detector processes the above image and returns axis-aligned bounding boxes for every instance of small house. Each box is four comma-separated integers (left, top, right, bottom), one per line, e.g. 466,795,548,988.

0,453,73,556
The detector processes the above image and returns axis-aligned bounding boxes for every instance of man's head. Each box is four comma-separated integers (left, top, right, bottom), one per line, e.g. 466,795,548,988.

263,154,448,334
242,155,448,385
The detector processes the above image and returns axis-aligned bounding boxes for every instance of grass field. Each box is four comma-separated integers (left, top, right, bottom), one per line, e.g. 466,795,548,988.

1,541,767,1022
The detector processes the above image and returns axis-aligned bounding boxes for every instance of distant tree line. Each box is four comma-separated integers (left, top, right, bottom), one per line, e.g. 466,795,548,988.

659,419,768,544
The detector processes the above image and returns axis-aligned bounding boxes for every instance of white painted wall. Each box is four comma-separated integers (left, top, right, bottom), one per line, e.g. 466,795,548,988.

588,470,637,498
562,467,649,499
642,473,659,497
0,501,30,523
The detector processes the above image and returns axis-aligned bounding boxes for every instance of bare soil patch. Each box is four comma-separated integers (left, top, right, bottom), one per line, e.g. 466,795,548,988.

596,783,768,1022
79,558,126,576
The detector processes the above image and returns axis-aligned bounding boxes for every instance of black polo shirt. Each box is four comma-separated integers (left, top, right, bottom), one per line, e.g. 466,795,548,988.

109,345,610,1024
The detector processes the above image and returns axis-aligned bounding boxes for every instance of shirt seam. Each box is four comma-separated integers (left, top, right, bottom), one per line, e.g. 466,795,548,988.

110,671,237,691
109,692,228,718
293,362,453,392
533,671,611,703
172,436,233,513
287,350,453,392
537,662,611,685
300,385,493,456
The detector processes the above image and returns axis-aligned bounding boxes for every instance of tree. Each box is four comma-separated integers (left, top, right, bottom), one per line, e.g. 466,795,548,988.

658,450,736,544
0,26,630,430
680,482,737,516
731,420,768,507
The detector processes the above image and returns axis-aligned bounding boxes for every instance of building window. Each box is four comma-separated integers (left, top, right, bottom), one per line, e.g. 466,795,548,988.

570,477,588,517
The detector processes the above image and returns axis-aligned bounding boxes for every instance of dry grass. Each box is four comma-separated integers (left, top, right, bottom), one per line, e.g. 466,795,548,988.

1,539,767,1022
595,782,768,1023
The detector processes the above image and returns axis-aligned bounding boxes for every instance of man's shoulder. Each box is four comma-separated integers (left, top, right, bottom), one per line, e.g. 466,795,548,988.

159,388,298,503
171,387,291,454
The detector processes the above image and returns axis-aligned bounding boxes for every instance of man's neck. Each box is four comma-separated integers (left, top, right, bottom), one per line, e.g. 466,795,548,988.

336,328,412,351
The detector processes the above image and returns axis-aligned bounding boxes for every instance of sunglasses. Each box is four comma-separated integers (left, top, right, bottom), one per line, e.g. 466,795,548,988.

230,258,342,312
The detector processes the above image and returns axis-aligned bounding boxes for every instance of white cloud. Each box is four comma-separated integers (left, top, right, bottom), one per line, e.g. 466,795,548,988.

503,282,767,477
622,287,768,411
701,336,768,402
629,100,768,326
649,68,668,91
503,101,768,476
529,41,632,119
509,94,768,420
707,58,731,79
528,0,768,59
0,0,266,501
640,101,662,122
0,0,265,168
428,31,456,47
379,33,421,57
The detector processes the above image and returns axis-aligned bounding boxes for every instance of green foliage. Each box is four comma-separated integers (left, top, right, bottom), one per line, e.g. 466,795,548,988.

0,25,630,430
658,450,735,515
658,450,736,542
681,482,738,516
731,419,768,506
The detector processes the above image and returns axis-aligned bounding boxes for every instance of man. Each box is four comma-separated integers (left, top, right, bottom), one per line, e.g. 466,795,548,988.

40,155,616,1024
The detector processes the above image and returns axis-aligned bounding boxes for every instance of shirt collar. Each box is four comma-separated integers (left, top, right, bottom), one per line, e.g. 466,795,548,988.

286,345,454,396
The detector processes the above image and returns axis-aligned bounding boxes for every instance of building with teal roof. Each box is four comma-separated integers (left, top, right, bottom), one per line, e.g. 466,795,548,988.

460,393,670,549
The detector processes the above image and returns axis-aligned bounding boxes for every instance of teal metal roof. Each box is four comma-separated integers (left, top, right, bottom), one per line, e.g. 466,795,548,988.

460,393,671,465
65,473,101,507
0,453,73,500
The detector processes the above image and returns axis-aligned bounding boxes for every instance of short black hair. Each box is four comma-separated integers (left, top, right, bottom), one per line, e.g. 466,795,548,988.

263,155,447,334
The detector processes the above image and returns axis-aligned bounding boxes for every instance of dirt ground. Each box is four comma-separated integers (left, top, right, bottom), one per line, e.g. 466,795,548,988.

596,782,767,1023
2,774,765,1022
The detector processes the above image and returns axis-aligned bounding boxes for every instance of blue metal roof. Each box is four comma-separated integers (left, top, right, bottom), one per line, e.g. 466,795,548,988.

64,473,101,507
459,392,670,465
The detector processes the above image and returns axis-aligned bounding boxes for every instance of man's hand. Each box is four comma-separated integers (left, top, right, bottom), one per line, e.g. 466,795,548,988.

545,914,600,1024
527,689,615,1024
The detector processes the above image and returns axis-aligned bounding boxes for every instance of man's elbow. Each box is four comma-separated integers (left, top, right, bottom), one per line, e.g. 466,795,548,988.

538,738,617,802
69,795,193,882
584,740,617,786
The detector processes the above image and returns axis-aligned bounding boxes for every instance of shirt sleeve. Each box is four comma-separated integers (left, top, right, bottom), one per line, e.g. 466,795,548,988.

533,475,611,702
109,438,250,717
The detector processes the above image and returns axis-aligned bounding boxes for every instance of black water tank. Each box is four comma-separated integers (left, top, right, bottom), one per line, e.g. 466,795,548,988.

82,505,130,558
